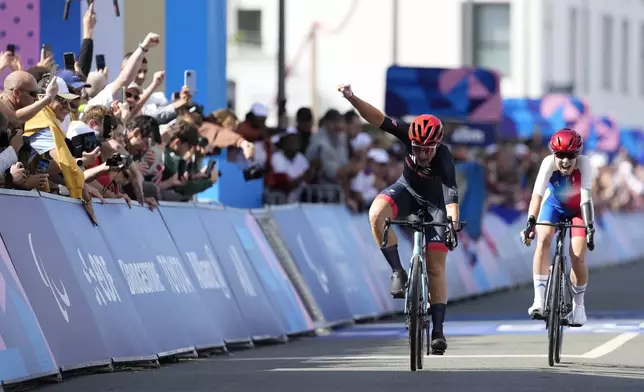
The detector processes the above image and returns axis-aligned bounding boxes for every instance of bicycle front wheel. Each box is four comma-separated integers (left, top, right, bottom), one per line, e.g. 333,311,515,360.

408,255,421,371
547,256,562,367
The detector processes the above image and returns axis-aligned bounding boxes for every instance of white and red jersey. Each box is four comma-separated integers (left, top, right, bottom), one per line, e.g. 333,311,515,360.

532,155,593,213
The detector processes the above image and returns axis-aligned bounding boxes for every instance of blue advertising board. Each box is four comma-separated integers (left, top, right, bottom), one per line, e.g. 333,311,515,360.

93,202,196,357
115,204,226,350
226,209,315,335
301,204,380,319
0,231,59,384
197,206,286,340
268,206,354,326
0,192,111,371
158,203,251,345
40,195,157,362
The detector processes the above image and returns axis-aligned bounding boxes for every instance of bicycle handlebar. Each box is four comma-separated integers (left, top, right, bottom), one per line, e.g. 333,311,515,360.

533,222,586,229
381,217,467,248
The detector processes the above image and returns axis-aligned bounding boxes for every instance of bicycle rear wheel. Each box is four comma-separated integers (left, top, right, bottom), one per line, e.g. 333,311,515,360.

547,256,562,367
408,255,421,371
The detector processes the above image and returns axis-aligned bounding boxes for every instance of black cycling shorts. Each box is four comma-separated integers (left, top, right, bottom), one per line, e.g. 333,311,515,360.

377,181,448,252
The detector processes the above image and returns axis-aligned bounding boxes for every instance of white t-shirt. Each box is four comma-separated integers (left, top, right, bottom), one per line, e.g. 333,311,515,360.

85,82,117,111
350,170,378,204
271,150,309,203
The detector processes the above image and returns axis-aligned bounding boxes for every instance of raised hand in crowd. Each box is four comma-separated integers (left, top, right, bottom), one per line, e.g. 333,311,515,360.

9,53,22,71
44,76,59,101
152,71,165,88
83,2,96,40
112,101,130,122
37,48,54,71
142,33,161,50
0,51,15,71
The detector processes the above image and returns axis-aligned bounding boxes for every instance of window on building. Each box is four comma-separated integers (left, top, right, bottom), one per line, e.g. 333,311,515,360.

640,23,644,96
569,8,577,90
581,6,590,93
602,15,613,91
621,20,630,94
472,3,511,76
236,9,262,47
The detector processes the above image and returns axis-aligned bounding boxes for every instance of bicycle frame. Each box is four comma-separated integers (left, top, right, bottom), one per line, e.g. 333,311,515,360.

404,229,429,317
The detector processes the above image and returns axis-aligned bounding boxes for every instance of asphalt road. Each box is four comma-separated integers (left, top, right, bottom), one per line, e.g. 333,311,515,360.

28,261,644,392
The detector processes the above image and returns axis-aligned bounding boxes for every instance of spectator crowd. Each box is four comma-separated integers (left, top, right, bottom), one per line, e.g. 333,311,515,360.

0,4,640,225
0,4,255,224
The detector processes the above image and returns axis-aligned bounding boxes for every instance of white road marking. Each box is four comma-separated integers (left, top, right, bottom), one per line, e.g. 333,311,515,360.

581,332,640,359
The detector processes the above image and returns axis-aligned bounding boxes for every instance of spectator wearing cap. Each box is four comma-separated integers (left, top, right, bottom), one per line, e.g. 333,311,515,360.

23,77,89,200
295,107,314,154
58,69,91,125
305,109,349,185
268,127,319,203
236,103,270,166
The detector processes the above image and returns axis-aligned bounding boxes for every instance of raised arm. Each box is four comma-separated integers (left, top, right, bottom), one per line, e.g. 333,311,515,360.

337,84,409,141
337,84,384,127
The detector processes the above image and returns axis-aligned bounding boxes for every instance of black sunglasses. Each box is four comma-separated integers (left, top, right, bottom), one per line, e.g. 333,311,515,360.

554,152,578,160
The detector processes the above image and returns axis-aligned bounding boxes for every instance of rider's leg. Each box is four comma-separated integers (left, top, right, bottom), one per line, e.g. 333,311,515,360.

370,184,412,298
426,245,448,353
568,216,588,326
530,203,560,318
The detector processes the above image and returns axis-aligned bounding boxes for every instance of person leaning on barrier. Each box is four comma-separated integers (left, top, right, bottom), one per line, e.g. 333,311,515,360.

23,76,102,202
67,105,135,206
158,119,218,201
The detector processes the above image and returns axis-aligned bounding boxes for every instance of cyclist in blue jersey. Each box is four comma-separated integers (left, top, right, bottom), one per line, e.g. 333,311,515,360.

521,128,595,326
338,84,460,353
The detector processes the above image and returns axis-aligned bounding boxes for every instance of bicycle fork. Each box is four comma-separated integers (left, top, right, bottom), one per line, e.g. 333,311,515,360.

404,232,430,328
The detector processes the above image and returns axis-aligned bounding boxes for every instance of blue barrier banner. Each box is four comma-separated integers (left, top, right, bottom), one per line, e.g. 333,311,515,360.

330,207,390,314
268,206,354,326
0,193,111,370
301,204,381,319
348,213,398,314
198,207,286,340
158,204,251,344
93,202,197,356
0,232,59,384
119,205,226,350
40,196,157,362
227,209,315,335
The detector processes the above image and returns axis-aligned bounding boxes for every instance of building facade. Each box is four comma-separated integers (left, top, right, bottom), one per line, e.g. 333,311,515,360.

227,0,644,128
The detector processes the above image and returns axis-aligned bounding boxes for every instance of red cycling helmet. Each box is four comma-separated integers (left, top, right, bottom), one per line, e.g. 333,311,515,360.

549,128,583,154
408,114,443,145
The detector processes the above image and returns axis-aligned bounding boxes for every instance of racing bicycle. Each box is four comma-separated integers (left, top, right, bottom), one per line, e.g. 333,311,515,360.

523,220,590,367
382,209,466,371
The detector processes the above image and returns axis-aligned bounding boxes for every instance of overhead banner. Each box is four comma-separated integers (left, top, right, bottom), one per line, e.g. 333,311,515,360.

0,193,111,370
40,196,157,362
227,209,315,335
0,232,59,384
385,66,502,124
268,206,354,326
198,207,286,341
158,204,251,345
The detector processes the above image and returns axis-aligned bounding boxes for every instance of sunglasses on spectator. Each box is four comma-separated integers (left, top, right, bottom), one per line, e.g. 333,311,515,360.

554,152,578,160
11,88,40,98
125,92,140,101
